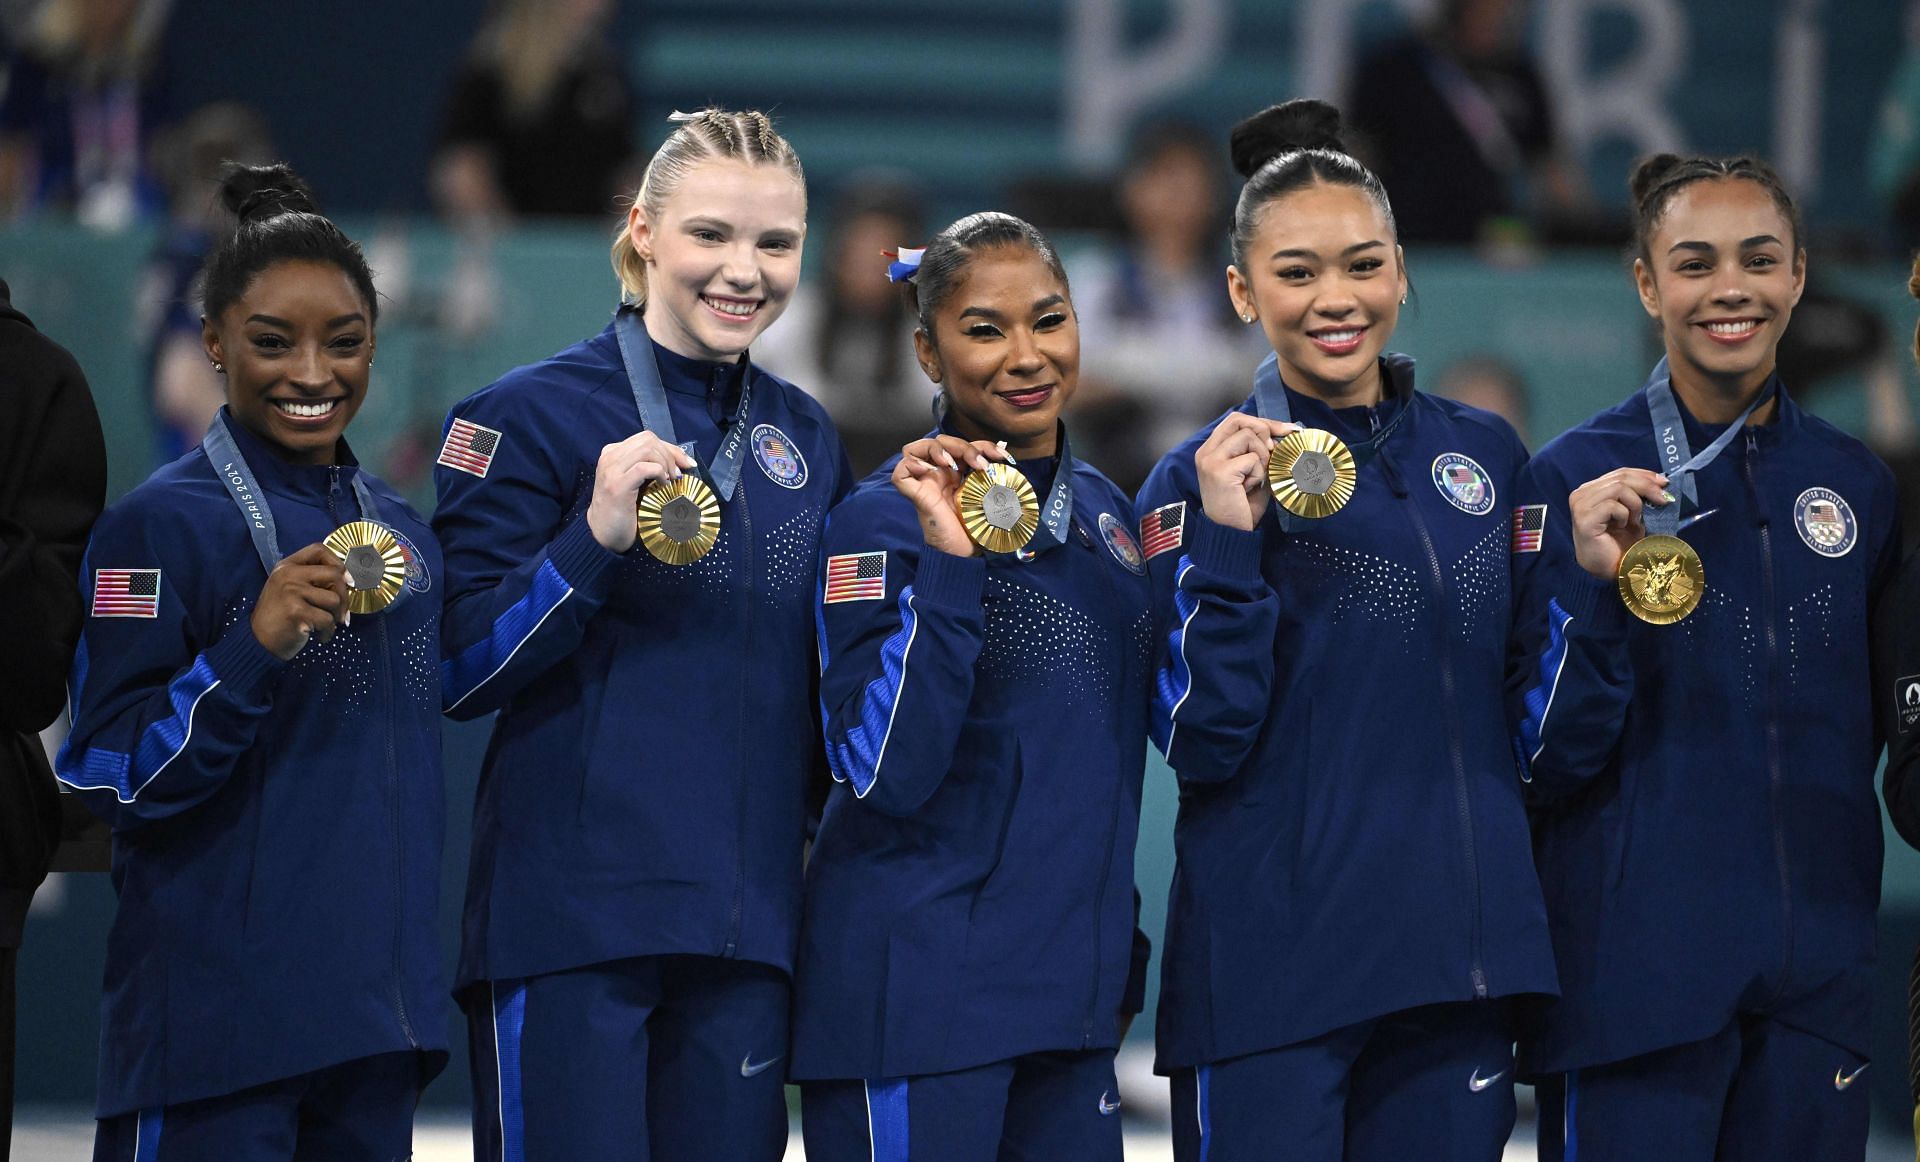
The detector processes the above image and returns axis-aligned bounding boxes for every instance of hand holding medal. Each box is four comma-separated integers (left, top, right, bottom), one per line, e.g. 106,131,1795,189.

1194,414,1305,531
585,430,699,556
1569,468,1703,623
250,544,351,659
891,434,1015,558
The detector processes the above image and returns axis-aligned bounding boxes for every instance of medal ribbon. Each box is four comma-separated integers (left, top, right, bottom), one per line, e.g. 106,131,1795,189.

203,410,382,575
1029,425,1076,553
612,306,755,502
1641,358,1774,537
1251,353,1412,531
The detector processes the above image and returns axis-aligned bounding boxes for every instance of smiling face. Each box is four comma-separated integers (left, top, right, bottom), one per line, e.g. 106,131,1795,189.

626,157,807,361
915,245,1078,459
1634,178,1805,402
1227,181,1407,405
202,259,373,464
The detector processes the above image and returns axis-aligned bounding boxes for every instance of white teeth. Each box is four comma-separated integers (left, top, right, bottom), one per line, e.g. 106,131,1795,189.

275,400,338,418
1315,330,1362,344
704,296,758,317
1706,321,1759,336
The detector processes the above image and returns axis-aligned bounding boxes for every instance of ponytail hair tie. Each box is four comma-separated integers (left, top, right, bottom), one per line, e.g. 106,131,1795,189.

885,246,926,283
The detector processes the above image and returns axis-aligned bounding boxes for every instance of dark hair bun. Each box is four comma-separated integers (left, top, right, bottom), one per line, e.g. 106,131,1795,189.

1230,99,1345,178
1628,153,1687,209
218,162,318,224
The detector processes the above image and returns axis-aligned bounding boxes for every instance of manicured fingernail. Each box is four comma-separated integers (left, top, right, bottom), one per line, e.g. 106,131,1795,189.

943,452,960,470
1661,490,1675,504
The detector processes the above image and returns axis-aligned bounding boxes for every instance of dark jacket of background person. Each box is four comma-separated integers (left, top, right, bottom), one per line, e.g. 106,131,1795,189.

0,278,107,1156
1346,24,1557,243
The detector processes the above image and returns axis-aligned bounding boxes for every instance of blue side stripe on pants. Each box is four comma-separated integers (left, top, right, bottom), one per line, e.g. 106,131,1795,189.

493,979,528,1162
1195,1064,1212,1162
867,1078,909,1162
133,1107,163,1162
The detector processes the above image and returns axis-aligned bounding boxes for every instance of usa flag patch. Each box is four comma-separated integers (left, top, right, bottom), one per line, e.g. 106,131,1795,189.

1139,502,1185,560
93,569,161,618
1511,505,1547,553
438,417,502,479
824,551,887,603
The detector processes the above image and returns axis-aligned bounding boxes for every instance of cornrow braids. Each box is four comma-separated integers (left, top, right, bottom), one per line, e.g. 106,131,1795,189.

610,107,807,304
1628,153,1803,264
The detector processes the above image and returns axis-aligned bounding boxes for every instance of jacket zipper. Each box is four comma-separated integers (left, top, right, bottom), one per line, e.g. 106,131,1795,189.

1745,428,1794,991
1396,451,1488,998
332,469,418,1047
1080,519,1124,1047
724,447,752,958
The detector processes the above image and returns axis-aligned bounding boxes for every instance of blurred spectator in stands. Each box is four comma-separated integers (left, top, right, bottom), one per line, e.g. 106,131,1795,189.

0,0,171,229
430,0,636,223
1434,354,1532,448
753,173,934,476
1871,0,1920,254
138,101,273,464
1069,120,1261,494
1346,0,1582,246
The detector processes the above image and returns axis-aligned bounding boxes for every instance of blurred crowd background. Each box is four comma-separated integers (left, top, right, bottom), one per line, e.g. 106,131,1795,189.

12,0,1920,1139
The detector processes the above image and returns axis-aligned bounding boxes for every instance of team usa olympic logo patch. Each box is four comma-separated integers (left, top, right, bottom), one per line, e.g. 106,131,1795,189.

1793,487,1856,557
1099,513,1147,575
752,424,807,489
387,528,432,594
1432,453,1495,515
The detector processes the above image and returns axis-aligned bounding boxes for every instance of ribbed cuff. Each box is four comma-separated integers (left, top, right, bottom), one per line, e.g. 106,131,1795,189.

206,621,286,700
911,548,988,609
548,513,622,592
1187,514,1265,583
1557,570,1627,636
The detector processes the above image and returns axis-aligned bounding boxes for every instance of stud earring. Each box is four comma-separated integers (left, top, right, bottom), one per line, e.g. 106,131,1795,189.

210,360,224,373
1241,313,1255,324
1399,293,1408,305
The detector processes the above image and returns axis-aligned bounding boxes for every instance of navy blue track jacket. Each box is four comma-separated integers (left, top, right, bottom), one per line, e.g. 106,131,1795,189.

792,443,1152,1081
1137,355,1559,1073
57,415,447,1117
434,321,851,989
1510,370,1901,1073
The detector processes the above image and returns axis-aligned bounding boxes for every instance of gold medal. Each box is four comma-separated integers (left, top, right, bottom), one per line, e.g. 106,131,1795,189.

1267,428,1357,519
1617,534,1704,624
635,475,721,565
323,520,407,614
957,462,1041,554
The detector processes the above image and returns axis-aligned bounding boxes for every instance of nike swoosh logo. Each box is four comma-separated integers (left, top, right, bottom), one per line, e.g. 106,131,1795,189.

1468,1068,1508,1092
739,1054,783,1079
1834,1063,1869,1090
1097,1090,1122,1115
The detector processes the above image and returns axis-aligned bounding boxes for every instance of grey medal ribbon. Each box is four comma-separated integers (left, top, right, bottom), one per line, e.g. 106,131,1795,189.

202,409,382,575
1640,357,1774,537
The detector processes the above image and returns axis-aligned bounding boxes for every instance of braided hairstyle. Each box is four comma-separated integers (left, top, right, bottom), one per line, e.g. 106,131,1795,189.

1227,98,1396,272
199,163,376,322
1627,153,1803,264
611,107,807,304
